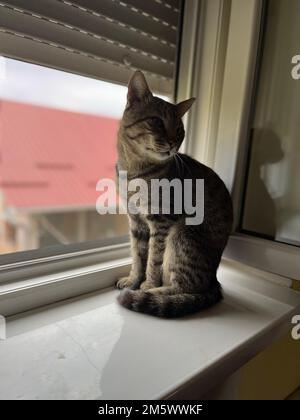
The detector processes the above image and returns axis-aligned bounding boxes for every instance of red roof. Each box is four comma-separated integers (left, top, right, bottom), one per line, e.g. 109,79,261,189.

0,100,119,210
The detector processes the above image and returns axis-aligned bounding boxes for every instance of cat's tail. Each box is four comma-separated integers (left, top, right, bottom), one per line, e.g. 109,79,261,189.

117,283,222,318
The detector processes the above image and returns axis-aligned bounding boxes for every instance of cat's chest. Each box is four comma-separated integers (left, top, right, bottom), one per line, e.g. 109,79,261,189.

118,177,151,215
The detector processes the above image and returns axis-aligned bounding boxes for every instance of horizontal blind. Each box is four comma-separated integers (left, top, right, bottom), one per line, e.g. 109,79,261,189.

0,0,182,96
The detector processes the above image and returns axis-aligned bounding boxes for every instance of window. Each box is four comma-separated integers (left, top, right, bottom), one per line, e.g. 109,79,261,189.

0,0,182,259
0,0,298,316
0,57,129,255
0,0,183,315
241,0,300,248
185,0,300,281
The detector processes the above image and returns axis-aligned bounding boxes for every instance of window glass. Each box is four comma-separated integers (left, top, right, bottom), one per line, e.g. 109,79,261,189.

242,0,300,247
0,58,129,254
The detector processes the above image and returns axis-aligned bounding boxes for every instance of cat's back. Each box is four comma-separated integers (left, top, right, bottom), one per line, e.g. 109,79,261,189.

178,153,228,190
178,153,233,225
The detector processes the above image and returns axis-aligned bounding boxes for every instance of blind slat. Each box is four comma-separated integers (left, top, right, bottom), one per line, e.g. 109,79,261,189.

1,0,176,62
0,0,182,96
161,0,181,10
115,0,179,27
0,31,173,94
0,6,174,78
63,0,177,45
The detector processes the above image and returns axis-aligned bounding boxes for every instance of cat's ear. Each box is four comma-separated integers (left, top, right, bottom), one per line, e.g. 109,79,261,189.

127,70,152,105
176,98,195,118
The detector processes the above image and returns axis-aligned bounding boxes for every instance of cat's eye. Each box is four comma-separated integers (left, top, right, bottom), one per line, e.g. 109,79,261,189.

149,117,164,130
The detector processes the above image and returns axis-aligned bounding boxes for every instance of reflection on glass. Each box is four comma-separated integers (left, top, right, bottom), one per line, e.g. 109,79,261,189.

242,0,300,247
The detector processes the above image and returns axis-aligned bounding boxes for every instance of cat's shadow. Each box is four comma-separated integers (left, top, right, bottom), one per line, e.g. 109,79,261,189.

98,290,257,398
242,127,284,239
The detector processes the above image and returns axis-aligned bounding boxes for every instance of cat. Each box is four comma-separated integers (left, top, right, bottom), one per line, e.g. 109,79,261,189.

116,70,233,318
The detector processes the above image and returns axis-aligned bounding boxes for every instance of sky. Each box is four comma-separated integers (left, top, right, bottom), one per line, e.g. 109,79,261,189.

0,56,127,118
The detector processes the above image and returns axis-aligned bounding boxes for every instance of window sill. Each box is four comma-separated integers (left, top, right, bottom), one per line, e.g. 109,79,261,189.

1,260,300,400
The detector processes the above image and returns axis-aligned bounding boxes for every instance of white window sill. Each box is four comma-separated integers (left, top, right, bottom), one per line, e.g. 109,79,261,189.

1,260,299,400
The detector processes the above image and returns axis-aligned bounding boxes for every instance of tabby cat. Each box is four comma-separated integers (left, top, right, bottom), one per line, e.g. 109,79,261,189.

116,70,233,318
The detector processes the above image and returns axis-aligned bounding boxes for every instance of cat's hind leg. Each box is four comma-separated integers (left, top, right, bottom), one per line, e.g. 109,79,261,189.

163,225,221,294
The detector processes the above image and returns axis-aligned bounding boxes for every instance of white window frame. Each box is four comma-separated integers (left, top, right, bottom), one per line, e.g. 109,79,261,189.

184,0,300,281
0,236,132,316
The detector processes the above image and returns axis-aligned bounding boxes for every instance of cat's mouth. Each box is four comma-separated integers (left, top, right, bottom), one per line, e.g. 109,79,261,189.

160,146,178,158
146,147,176,160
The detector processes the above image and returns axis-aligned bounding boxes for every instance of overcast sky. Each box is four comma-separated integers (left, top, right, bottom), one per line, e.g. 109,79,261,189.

0,57,128,118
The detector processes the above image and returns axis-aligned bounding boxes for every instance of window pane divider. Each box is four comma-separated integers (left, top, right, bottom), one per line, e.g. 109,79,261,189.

0,240,131,285
0,256,132,316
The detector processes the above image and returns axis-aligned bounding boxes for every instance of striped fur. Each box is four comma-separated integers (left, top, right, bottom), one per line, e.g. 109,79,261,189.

117,283,223,318
116,71,233,318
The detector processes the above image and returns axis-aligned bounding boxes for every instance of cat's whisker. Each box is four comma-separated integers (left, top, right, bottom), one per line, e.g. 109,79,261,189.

175,152,193,178
173,154,182,177
175,153,185,178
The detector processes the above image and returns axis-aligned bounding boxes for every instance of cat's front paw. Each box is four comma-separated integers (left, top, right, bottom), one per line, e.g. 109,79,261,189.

116,276,142,290
140,280,156,291
116,276,134,289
